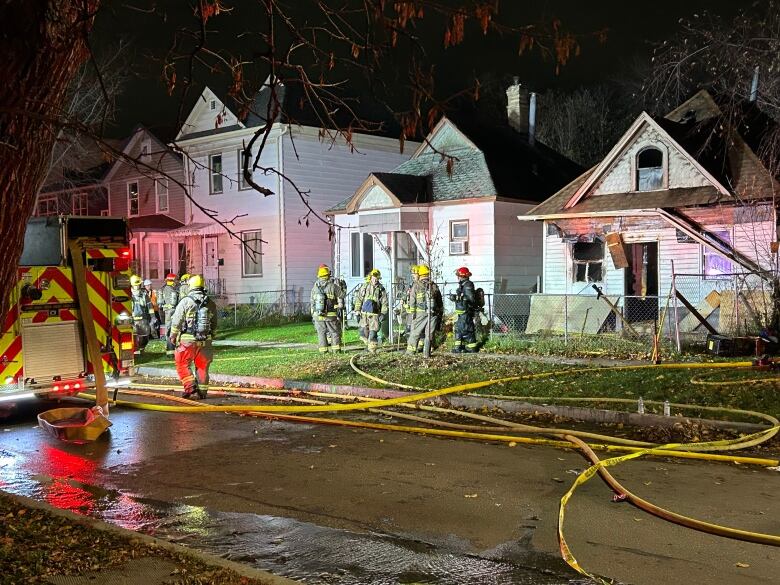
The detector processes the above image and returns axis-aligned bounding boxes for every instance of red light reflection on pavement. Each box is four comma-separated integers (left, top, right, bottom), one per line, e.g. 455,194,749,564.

30,444,99,515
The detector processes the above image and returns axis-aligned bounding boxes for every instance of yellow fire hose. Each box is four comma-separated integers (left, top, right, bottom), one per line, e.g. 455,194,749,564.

82,354,780,583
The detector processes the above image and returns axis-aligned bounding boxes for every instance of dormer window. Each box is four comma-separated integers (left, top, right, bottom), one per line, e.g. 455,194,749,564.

636,147,664,191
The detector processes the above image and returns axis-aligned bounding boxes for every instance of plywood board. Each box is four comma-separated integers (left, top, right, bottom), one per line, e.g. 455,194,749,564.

678,290,721,333
525,295,613,335
718,290,771,335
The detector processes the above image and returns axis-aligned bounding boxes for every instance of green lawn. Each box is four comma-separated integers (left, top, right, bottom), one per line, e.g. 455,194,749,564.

217,320,360,345
137,340,780,418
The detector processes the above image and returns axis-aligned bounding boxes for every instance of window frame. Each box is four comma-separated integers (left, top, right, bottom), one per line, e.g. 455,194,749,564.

449,219,470,256
127,181,140,217
241,230,263,277
37,195,58,216
237,149,253,191
146,242,160,280
571,241,604,284
350,231,374,278
702,229,733,280
634,146,666,192
209,153,223,195
155,177,169,213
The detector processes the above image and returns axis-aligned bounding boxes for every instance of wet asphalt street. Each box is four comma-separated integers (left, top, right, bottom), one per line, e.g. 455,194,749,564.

1,396,779,584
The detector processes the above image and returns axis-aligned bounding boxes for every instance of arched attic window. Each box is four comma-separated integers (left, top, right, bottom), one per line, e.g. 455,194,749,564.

636,147,664,192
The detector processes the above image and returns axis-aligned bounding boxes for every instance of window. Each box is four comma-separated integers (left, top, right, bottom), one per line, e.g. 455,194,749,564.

703,230,733,279
449,220,469,255
572,241,603,283
636,147,664,191
177,243,188,275
141,140,151,160
242,230,263,276
127,182,139,216
72,192,88,216
163,243,173,276
156,178,169,212
37,196,58,216
238,149,253,190
209,154,223,194
350,232,374,278
147,243,160,280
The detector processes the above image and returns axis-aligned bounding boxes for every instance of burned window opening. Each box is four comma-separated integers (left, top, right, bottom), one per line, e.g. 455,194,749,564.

572,241,603,283
636,147,664,192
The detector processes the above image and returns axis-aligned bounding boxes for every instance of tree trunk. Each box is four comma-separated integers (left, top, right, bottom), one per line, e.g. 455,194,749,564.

0,1,97,315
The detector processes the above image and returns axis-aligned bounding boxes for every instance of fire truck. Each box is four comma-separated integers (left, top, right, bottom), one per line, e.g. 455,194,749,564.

0,216,135,403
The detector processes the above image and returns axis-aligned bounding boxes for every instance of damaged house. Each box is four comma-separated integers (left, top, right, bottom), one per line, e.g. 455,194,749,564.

521,90,779,338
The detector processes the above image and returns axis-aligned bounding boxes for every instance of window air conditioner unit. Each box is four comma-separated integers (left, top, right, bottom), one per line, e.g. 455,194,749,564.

449,240,468,255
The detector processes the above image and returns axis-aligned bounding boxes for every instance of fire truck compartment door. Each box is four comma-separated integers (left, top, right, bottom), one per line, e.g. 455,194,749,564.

21,321,85,380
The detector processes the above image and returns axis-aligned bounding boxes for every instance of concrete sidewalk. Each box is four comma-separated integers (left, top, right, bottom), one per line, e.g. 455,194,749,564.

1,490,296,585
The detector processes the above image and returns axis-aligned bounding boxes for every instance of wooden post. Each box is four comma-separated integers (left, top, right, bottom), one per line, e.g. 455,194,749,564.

68,240,109,416
671,261,681,353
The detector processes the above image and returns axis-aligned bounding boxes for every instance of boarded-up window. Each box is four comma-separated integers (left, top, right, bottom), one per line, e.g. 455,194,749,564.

210,154,223,194
242,230,263,277
636,148,664,191
572,241,603,283
703,230,732,278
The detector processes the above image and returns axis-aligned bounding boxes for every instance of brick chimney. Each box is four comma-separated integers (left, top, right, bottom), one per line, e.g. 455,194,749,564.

506,77,536,144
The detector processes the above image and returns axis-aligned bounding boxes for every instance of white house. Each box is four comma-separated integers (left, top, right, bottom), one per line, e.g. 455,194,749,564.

327,81,582,306
522,90,779,332
171,83,412,305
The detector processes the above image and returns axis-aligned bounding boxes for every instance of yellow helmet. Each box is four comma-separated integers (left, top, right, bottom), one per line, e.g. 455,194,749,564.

366,268,381,280
130,274,142,287
188,274,205,289
180,273,191,283
409,265,419,275
417,265,430,277
317,264,331,278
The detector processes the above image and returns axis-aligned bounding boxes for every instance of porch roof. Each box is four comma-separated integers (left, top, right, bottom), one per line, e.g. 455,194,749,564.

128,214,184,232
166,222,227,237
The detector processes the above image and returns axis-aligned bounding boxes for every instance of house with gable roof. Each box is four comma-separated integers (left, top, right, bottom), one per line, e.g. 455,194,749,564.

103,125,188,284
522,90,779,327
327,80,582,303
171,82,414,303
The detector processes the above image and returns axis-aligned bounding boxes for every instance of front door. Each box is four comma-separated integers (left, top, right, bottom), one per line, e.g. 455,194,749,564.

203,236,219,285
624,242,659,323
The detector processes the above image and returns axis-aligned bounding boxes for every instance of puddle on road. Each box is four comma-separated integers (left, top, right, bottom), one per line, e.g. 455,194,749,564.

1,446,589,584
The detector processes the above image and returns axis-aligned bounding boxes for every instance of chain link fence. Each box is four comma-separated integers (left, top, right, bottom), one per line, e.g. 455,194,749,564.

214,289,310,327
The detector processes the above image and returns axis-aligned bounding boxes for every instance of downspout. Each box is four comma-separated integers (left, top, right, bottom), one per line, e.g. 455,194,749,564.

277,125,288,297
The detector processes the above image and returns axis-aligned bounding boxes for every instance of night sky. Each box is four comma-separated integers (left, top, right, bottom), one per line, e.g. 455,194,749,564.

93,0,745,139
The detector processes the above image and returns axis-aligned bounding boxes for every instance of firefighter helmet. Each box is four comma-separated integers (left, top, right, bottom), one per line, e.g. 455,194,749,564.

143,279,152,287
410,265,419,275
188,274,205,289
366,268,381,280
130,274,142,287
417,265,430,277
180,273,191,283
317,264,331,278
165,273,177,282
455,266,472,278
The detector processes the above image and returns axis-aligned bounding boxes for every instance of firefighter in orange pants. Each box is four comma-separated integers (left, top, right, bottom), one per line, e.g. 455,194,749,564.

168,274,217,399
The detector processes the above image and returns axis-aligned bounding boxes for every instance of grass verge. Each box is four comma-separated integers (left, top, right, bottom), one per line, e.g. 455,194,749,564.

136,342,780,418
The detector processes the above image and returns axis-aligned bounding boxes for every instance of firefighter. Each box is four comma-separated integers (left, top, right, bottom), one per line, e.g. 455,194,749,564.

169,274,218,399
354,268,388,353
449,266,479,353
143,279,161,339
178,273,191,300
404,265,419,339
158,273,179,356
406,264,443,354
310,264,344,353
130,274,153,354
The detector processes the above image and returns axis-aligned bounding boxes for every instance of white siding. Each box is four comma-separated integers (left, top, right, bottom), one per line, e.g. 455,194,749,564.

281,129,411,295
178,87,241,139
494,201,542,292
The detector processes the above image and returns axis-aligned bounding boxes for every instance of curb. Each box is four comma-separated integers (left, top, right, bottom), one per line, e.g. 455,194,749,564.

135,366,768,433
1,490,298,585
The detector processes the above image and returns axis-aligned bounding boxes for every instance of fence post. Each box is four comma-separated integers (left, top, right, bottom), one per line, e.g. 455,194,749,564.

233,294,237,327
564,292,569,345
672,261,681,352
